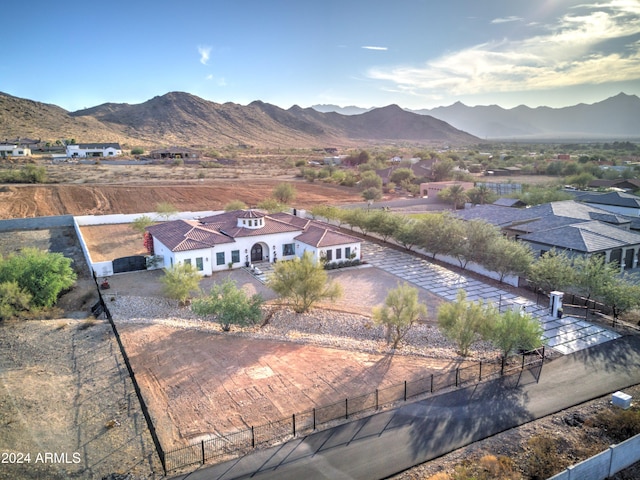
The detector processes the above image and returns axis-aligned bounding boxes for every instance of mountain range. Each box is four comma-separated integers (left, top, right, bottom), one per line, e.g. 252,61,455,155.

313,93,640,140
0,92,477,148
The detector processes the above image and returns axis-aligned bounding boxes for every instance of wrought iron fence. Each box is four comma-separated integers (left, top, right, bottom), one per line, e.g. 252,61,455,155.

164,348,545,473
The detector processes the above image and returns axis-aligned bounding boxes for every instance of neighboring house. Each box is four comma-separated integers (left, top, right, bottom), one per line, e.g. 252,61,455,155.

66,143,122,158
492,197,527,208
455,200,640,271
419,181,474,202
145,209,361,275
587,178,640,192
149,147,199,160
0,144,31,157
376,158,438,186
576,191,640,217
2,137,41,149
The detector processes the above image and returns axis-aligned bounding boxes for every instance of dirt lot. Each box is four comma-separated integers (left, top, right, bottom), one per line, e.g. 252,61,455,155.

0,177,363,219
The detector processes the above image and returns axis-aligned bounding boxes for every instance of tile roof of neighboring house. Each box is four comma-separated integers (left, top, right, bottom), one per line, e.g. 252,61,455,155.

147,210,359,252
455,200,631,232
578,191,640,208
520,220,640,253
294,225,360,248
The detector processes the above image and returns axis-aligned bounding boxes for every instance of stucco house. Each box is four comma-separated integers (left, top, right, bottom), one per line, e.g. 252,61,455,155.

576,191,640,217
66,143,122,158
145,209,361,275
0,144,31,157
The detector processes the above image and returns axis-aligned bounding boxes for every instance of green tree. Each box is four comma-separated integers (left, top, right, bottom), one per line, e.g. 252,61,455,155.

367,211,405,242
455,220,500,269
432,159,455,181
192,279,263,331
130,147,144,155
528,250,575,293
0,248,76,308
572,255,618,301
394,218,421,251
437,290,495,356
484,237,534,283
373,282,427,349
416,213,461,260
565,172,595,190
361,187,383,202
438,184,469,209
156,202,178,221
359,171,383,190
160,263,200,305
600,275,640,321
224,200,248,211
390,168,415,185
273,183,297,204
256,198,287,213
467,185,497,205
488,309,544,358
131,215,155,235
267,251,342,313
0,281,33,320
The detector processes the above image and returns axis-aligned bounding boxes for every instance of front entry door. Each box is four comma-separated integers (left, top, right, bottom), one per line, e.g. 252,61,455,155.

251,244,263,262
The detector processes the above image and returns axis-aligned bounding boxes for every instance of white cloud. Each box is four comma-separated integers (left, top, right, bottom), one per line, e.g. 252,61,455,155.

367,1,640,97
198,45,211,65
491,16,523,24
362,46,388,51
206,74,213,80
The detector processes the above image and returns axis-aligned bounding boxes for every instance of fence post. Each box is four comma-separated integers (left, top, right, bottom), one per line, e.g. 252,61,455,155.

456,368,459,387
292,414,296,437
501,356,505,376
201,440,205,465
375,389,379,410
313,408,316,430
430,374,433,393
345,398,349,419
251,426,255,448
499,294,502,312
479,361,482,381
404,380,407,401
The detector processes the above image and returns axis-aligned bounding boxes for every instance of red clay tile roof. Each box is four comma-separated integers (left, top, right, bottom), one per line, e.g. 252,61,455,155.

294,224,360,247
146,220,234,252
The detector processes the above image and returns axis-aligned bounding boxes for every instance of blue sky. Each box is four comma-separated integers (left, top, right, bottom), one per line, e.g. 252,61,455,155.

2,0,640,111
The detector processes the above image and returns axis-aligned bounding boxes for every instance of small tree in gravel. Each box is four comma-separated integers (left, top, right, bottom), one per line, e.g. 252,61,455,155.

160,263,200,306
192,279,263,331
373,282,427,349
437,289,495,356
487,308,544,358
267,251,342,313
272,183,297,204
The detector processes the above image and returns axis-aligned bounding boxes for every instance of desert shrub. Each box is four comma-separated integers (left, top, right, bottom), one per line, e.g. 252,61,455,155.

172,158,184,166
525,435,567,480
591,407,640,442
130,147,144,155
295,159,306,167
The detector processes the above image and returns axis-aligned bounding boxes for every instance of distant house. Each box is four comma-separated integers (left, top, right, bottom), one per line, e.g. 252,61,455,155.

376,158,438,185
419,181,474,202
492,197,526,208
455,200,640,271
587,178,640,192
0,144,31,157
149,146,199,160
66,143,122,158
145,209,361,275
2,138,41,149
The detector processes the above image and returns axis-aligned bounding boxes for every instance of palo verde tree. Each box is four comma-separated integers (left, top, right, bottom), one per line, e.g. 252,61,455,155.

488,308,544,358
572,254,619,302
130,214,154,235
528,249,575,294
192,278,264,331
156,201,178,221
159,262,201,305
224,200,248,211
437,289,495,356
267,251,342,313
600,274,640,321
272,183,297,204
483,237,534,283
373,282,427,349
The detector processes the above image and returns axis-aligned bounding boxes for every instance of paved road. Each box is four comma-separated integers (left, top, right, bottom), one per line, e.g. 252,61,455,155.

172,335,640,480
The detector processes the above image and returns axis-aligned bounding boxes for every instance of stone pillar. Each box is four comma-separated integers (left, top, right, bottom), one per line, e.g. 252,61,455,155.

550,291,564,318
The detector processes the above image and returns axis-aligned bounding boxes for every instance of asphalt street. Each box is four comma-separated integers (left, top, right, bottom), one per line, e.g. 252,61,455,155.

172,335,640,480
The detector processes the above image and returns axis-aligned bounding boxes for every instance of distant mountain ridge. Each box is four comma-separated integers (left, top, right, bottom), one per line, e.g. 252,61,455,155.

0,91,478,148
314,93,640,139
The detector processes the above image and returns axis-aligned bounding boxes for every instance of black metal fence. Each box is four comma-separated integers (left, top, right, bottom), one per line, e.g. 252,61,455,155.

164,348,545,473
91,273,167,474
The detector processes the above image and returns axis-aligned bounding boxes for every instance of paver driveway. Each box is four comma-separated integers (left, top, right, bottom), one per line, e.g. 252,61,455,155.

362,242,620,355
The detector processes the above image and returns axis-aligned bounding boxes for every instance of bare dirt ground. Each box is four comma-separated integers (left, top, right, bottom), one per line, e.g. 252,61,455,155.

0,178,363,219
